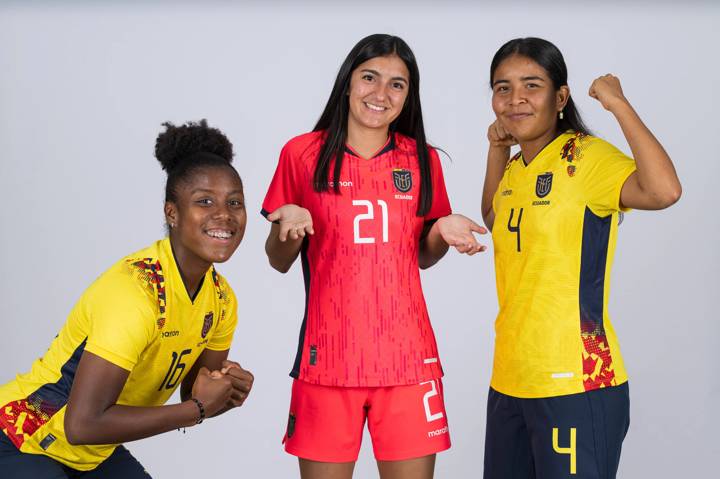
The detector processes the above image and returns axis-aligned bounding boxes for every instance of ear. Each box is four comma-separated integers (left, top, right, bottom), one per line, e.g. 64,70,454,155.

556,85,570,112
164,202,178,229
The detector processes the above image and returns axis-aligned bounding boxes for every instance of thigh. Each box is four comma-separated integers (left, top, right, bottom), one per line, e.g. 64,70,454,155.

483,388,535,479
377,454,436,479
0,432,69,479
82,446,151,479
367,379,450,462
298,458,355,479
523,383,630,479
284,379,367,463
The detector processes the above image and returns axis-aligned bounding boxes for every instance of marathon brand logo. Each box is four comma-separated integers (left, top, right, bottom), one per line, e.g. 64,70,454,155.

39,433,56,450
428,426,448,438
392,169,412,193
536,172,553,198
161,330,180,338
201,312,213,339
501,189,513,196
532,200,550,206
327,180,353,188
309,345,317,365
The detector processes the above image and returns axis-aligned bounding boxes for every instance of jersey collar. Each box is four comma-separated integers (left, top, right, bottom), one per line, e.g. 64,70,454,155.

344,132,396,160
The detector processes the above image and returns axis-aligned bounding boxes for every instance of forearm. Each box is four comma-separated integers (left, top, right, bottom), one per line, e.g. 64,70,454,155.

612,101,681,204
265,223,303,273
482,145,510,230
418,221,449,269
65,400,200,445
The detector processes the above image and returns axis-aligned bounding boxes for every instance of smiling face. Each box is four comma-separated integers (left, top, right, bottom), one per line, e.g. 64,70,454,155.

346,54,410,135
491,54,569,144
165,165,246,272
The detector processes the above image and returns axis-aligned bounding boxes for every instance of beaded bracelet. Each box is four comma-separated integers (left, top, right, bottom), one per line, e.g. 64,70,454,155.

190,398,205,424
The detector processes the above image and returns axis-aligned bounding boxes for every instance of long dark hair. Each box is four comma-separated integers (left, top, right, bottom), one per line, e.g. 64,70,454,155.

490,37,591,136
313,34,432,216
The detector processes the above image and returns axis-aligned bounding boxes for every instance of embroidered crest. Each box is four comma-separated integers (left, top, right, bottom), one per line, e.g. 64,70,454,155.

536,172,553,198
392,169,412,193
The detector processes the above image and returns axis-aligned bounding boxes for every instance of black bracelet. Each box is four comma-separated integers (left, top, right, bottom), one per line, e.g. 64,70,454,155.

190,398,205,424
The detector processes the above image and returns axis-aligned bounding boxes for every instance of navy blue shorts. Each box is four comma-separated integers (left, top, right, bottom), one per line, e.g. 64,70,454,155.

0,432,152,479
484,382,630,479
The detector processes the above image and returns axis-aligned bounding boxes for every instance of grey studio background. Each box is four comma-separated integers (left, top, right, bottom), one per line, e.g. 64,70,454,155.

1,1,717,477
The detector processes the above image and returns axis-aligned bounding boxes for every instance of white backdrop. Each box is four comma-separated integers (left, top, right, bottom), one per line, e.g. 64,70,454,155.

1,1,717,477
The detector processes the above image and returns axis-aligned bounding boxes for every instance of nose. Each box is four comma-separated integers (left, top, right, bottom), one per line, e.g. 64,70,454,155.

509,88,526,106
213,203,232,221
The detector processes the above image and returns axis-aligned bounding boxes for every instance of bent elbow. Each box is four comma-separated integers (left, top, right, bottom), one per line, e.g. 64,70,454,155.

64,415,85,445
657,182,682,209
268,257,291,274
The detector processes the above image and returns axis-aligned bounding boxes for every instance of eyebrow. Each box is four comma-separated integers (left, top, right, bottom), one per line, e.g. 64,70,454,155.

191,188,244,195
493,75,546,87
361,69,408,84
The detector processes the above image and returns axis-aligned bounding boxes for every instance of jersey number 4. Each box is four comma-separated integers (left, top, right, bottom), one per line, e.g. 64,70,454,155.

507,207,523,252
353,199,389,244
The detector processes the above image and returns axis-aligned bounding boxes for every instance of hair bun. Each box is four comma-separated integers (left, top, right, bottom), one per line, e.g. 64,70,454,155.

155,119,234,173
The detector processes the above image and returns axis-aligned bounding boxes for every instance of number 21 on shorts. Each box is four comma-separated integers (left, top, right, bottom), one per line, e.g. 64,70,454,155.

420,379,444,422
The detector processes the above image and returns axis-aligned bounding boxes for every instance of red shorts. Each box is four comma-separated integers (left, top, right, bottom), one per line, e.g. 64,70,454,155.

283,379,451,462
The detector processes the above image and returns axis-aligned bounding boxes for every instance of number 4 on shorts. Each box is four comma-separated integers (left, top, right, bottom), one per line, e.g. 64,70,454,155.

552,427,577,474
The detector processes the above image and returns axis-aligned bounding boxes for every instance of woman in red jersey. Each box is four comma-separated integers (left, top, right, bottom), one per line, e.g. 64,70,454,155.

262,34,486,479
481,38,681,479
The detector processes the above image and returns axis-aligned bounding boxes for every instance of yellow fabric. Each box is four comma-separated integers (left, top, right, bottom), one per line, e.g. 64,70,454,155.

0,237,237,470
491,132,636,398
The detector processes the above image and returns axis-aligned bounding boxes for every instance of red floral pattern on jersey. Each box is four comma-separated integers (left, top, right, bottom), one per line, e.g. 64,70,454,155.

211,268,230,323
0,394,59,448
581,320,616,390
128,258,166,330
561,132,588,163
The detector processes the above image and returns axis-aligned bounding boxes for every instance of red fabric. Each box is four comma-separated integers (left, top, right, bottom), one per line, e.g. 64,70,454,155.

283,379,451,462
263,131,451,387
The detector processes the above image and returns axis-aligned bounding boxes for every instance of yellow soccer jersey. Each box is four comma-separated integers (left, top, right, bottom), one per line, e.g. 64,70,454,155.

491,132,636,398
0,237,237,470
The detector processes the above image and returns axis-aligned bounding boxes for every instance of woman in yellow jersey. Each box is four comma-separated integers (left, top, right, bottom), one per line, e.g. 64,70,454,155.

0,120,254,478
481,38,681,479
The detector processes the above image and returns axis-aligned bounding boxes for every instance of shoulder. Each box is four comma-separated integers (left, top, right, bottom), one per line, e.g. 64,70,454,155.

281,131,324,164
83,245,162,312
559,132,624,164
210,267,235,301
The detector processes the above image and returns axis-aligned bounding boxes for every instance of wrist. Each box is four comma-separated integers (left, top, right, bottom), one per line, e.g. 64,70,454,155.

189,397,205,425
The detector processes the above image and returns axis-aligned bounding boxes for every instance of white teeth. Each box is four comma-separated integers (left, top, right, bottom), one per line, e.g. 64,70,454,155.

207,230,232,239
365,102,386,111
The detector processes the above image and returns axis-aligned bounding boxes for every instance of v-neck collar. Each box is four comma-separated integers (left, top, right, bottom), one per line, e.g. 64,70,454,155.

518,132,572,172
160,237,212,306
344,132,396,160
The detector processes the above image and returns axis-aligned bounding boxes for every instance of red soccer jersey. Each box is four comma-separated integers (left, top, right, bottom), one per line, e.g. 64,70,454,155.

262,131,452,387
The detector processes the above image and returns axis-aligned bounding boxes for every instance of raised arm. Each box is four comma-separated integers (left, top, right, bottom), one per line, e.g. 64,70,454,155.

589,74,682,210
264,204,314,273
64,351,233,445
482,120,516,230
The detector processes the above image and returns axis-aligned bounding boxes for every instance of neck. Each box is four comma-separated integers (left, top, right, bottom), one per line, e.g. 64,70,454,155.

346,121,389,159
169,236,211,299
519,128,560,165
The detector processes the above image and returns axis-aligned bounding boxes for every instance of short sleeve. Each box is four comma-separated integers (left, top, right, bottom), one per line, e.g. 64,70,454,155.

84,272,156,372
581,138,637,217
206,285,238,351
262,141,304,218
424,147,452,220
